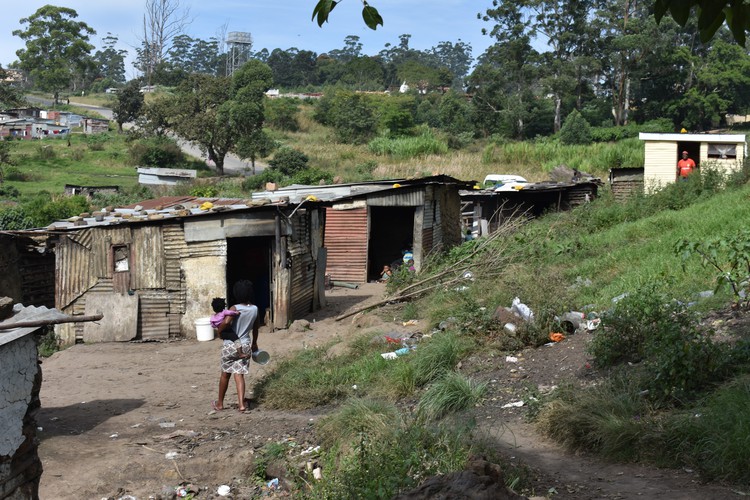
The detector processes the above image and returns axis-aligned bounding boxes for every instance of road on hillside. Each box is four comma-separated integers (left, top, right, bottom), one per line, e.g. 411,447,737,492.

24,95,263,177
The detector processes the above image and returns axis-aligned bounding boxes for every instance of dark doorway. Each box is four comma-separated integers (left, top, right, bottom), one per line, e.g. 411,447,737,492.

368,206,415,280
677,143,700,171
226,237,272,325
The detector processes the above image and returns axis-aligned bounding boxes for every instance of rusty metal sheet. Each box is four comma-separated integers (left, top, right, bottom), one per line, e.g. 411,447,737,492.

324,207,368,283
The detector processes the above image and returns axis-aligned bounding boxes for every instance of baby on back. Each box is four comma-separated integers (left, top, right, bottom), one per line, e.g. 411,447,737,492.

210,297,240,341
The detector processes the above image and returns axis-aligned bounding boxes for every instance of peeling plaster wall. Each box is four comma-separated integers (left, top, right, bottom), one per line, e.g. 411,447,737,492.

181,255,226,339
0,334,42,498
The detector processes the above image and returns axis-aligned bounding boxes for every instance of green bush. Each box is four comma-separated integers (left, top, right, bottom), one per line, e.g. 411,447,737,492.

559,110,592,145
265,97,300,132
290,166,333,185
85,133,110,151
2,166,28,181
268,147,309,176
589,283,729,402
127,136,185,168
36,145,57,160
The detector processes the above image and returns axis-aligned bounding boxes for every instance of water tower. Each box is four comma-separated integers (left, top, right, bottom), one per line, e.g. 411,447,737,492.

226,31,253,76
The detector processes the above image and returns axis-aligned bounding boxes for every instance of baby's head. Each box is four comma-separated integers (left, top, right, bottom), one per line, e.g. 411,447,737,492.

211,297,226,313
383,265,391,271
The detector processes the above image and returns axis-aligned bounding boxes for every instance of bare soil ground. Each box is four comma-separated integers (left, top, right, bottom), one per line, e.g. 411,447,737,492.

37,284,743,499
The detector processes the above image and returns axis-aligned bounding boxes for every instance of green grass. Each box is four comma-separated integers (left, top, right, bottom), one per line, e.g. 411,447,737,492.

3,133,138,196
417,371,487,420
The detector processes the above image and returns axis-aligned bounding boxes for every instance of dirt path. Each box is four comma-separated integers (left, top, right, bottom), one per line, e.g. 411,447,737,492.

36,284,742,499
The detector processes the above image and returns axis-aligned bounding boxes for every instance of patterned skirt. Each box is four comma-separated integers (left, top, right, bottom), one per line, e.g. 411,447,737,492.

220,341,251,375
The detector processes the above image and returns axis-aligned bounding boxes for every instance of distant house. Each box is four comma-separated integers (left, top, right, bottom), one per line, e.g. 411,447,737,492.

64,184,120,198
137,167,197,185
82,117,109,134
639,133,747,190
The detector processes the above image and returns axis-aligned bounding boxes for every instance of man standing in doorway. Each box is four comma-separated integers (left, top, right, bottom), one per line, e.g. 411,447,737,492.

677,150,696,180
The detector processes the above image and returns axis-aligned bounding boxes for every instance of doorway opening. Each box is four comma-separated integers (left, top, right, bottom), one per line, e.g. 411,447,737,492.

226,237,272,326
368,206,415,281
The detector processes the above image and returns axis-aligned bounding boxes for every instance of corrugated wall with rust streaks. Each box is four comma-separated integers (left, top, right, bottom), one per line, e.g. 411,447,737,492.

324,207,368,283
138,291,171,340
131,225,165,290
290,210,315,319
56,234,99,311
163,224,187,291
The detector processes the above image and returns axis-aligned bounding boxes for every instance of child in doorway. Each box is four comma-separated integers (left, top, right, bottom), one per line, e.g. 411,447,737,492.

211,297,240,341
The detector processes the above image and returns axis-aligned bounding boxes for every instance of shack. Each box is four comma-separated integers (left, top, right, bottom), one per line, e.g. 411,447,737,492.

639,133,747,190
137,167,197,186
0,302,100,499
252,176,473,283
43,196,327,345
461,180,600,237
81,117,110,134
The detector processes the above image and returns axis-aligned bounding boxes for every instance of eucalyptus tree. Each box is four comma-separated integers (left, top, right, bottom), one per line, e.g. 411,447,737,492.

94,33,127,86
13,5,96,104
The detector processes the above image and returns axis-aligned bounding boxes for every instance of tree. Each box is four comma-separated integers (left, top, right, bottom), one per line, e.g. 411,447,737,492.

138,0,191,84
235,130,276,173
13,6,96,104
311,0,750,45
167,59,273,175
113,81,145,132
0,68,24,109
93,33,127,88
559,109,592,144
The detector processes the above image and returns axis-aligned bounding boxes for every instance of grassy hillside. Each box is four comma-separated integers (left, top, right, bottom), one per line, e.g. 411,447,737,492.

254,168,750,496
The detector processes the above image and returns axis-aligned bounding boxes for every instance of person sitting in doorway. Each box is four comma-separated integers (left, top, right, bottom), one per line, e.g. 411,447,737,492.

379,265,393,282
677,150,696,180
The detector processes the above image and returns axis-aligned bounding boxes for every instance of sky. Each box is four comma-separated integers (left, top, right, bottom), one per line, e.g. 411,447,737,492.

0,1,498,79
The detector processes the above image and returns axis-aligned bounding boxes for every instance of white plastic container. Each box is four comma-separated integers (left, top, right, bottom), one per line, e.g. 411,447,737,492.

195,317,214,341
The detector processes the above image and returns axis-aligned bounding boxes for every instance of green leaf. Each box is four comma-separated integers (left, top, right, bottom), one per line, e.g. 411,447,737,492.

654,0,671,22
669,0,693,26
362,5,383,30
312,0,338,27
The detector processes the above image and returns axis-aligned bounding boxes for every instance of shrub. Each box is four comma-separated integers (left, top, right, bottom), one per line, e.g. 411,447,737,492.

85,133,110,151
265,97,300,132
268,147,309,176
36,145,56,160
190,185,219,197
290,166,333,185
559,110,592,145
2,166,27,182
242,169,280,191
127,136,185,168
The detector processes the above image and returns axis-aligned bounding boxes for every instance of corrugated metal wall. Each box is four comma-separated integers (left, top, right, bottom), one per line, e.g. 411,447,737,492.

324,207,368,283
290,210,315,319
131,226,165,290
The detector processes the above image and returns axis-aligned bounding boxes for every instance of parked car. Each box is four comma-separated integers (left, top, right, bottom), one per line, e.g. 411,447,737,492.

482,174,529,191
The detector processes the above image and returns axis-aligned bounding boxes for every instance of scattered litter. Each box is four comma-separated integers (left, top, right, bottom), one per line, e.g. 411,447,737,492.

559,311,585,334
300,445,321,456
402,319,418,326
395,347,410,356
131,423,141,428
352,384,358,390
165,451,179,459
511,297,534,322
462,271,475,281
549,332,566,342
504,323,517,334
36,427,43,432
217,485,231,496
381,352,398,360
438,317,457,330
176,487,189,498
696,290,714,299
109,433,119,439
313,467,323,480
612,292,629,303
159,422,176,428
586,318,601,331
502,401,525,408
268,478,280,490
117,496,137,500
505,356,518,363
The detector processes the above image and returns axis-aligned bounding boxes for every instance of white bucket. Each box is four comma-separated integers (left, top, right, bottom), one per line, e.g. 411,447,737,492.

195,317,214,341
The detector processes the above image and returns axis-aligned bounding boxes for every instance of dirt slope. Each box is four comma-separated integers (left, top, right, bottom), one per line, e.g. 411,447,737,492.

36,284,741,499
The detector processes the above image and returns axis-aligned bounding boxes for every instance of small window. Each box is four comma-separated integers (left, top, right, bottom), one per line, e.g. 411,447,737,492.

708,144,736,159
113,245,129,272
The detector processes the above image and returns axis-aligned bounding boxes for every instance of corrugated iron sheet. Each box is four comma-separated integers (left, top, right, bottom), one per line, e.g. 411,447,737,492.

56,234,98,310
290,210,315,319
138,292,170,340
366,188,424,207
131,225,165,290
163,224,187,291
324,207,368,283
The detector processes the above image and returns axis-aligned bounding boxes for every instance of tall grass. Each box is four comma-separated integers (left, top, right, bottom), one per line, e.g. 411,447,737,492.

418,372,487,420
368,130,449,158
